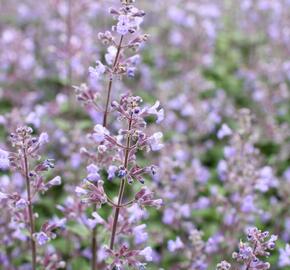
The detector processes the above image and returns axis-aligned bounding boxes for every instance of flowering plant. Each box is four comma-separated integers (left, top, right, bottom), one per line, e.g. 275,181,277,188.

0,127,63,269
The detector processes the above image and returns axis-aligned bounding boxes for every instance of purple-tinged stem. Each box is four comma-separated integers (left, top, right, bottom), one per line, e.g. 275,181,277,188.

103,35,124,127
109,116,132,250
23,147,36,269
91,35,124,270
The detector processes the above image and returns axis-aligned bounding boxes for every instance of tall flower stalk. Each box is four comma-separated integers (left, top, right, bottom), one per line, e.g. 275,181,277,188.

23,143,37,269
91,32,125,270
75,1,149,269
1,127,63,269
75,1,164,269
76,95,164,269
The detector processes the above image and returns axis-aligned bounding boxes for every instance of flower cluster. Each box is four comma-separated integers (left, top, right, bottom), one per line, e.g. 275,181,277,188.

75,93,164,268
72,1,164,269
232,227,277,270
85,0,148,85
106,244,152,269
216,261,231,270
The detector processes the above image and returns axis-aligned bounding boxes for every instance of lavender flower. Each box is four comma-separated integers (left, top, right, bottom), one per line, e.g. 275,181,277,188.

33,231,50,246
217,123,233,139
0,148,10,170
216,261,231,270
279,244,290,267
168,237,184,252
89,61,106,80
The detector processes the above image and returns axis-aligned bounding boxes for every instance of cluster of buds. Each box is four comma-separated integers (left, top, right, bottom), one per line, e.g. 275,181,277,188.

232,227,277,270
110,2,146,35
216,261,231,270
112,94,164,124
8,127,46,167
9,126,48,149
33,218,66,246
39,252,66,270
135,187,163,209
74,84,100,107
86,0,148,83
74,164,107,211
75,179,107,207
7,127,61,197
84,95,164,183
106,244,152,269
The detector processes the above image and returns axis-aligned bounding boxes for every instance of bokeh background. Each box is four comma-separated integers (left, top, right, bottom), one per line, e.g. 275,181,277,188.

0,0,290,269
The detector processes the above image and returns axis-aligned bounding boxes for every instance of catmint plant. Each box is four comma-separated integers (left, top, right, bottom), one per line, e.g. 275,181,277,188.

76,94,164,269
216,227,277,270
232,227,278,270
213,109,278,251
0,126,63,269
74,0,163,269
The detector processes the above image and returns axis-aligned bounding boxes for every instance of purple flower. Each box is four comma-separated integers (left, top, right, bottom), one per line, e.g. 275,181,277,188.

148,132,164,151
105,46,117,65
179,204,190,218
15,198,28,209
241,195,257,213
135,187,163,209
116,15,131,35
127,204,148,223
216,261,231,270
217,124,232,139
127,67,136,78
89,61,106,80
192,159,210,184
223,146,236,158
255,166,278,192
139,247,153,262
205,234,224,254
47,176,62,186
0,149,9,170
86,164,101,182
107,165,118,180
87,212,105,229
38,132,49,146
191,260,208,270
147,101,165,123
168,237,184,252
75,180,107,207
92,124,110,143
279,244,290,267
163,208,175,224
193,197,210,209
33,232,50,245
283,167,290,182
217,160,228,181
0,191,8,201
133,224,148,244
